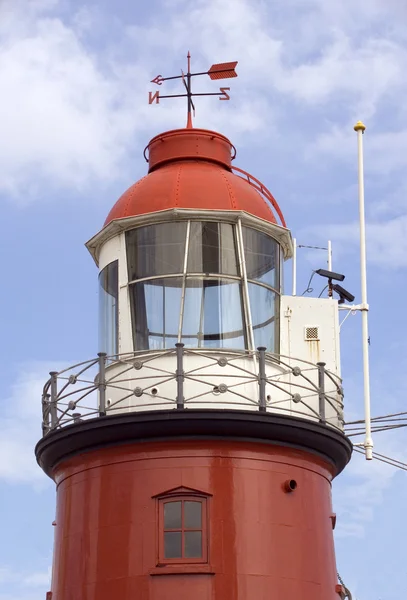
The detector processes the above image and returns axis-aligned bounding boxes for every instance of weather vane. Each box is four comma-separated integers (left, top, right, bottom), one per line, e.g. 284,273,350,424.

148,52,238,128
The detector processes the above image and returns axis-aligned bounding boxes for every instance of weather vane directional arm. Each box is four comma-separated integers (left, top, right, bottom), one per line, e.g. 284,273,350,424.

148,52,238,128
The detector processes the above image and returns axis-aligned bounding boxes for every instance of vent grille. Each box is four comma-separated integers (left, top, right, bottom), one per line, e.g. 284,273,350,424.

305,326,319,341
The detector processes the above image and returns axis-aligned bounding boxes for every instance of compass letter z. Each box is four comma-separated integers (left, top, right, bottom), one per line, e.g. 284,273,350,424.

149,91,160,104
219,87,230,101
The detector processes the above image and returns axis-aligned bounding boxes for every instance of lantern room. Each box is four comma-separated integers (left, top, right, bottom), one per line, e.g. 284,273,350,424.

83,127,343,430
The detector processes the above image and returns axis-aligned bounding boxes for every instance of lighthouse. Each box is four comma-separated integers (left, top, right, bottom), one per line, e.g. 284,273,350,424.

36,61,352,600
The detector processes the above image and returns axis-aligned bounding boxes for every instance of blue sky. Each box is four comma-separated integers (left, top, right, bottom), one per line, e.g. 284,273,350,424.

0,0,406,598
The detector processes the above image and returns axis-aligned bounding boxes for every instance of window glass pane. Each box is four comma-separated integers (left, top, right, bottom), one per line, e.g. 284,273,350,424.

248,283,277,352
184,531,202,558
98,260,118,356
188,222,238,275
243,227,279,289
184,501,202,529
126,223,187,281
164,532,182,558
130,278,182,350
182,278,245,349
164,501,182,529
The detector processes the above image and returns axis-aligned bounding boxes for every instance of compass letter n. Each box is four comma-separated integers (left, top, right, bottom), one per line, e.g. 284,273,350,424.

219,87,230,101
149,91,160,104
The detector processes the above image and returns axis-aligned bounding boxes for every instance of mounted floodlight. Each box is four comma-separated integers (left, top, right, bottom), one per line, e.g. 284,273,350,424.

315,268,345,282
332,284,355,304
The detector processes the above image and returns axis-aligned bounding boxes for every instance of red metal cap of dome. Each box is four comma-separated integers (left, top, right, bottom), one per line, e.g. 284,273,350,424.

104,128,283,227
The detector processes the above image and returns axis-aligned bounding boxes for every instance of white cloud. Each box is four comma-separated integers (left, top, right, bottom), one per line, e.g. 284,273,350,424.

335,359,407,539
0,565,50,587
311,126,407,179
0,363,55,485
277,36,405,111
0,357,100,485
1,0,407,202
22,567,51,587
0,6,141,200
0,566,51,600
335,444,400,537
305,214,407,269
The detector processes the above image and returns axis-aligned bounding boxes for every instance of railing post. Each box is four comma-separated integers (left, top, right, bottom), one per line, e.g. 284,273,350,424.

317,362,326,423
258,347,267,412
42,393,50,436
175,343,185,410
98,352,107,416
49,371,58,429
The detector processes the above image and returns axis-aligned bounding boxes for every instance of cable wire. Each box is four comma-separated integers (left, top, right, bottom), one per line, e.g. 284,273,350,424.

301,270,316,296
347,424,407,437
346,411,407,425
353,447,407,471
318,284,328,298
337,572,353,599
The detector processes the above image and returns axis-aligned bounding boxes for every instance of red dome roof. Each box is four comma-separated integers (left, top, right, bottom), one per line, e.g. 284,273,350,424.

105,129,280,227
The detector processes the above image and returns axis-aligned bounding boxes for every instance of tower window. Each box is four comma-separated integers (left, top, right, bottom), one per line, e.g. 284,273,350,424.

158,496,208,564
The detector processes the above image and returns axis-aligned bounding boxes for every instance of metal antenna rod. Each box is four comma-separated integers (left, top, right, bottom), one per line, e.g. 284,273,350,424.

327,240,332,270
186,51,193,129
354,120,373,460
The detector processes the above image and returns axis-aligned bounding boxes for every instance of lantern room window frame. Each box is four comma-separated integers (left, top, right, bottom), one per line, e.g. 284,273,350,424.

98,259,119,357
125,218,281,354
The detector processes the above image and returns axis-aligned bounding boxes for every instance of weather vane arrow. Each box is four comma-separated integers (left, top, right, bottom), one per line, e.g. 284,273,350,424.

148,53,238,128
151,75,164,86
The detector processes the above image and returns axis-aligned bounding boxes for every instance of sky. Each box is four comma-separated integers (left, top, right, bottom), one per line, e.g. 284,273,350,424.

0,0,406,598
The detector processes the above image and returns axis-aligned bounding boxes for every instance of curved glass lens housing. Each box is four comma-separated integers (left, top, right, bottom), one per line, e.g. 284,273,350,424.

182,278,245,349
126,222,187,281
130,278,182,350
243,226,279,289
187,222,238,275
99,260,118,356
248,282,277,352
126,222,280,352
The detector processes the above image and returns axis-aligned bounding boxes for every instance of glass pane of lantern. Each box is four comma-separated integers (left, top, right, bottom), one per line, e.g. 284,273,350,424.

98,260,119,356
248,283,277,352
164,501,182,529
130,278,182,350
126,223,187,281
184,501,202,529
164,532,182,558
184,531,202,558
188,222,238,275
181,278,245,349
243,227,279,290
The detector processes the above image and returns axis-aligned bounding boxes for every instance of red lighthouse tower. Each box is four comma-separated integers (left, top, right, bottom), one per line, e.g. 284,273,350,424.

36,64,352,600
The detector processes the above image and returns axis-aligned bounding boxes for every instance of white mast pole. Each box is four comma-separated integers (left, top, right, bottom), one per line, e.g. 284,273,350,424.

327,240,332,270
354,120,373,460
292,237,297,296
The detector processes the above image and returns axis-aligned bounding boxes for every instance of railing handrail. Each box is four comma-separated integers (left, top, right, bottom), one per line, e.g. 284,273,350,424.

41,346,344,436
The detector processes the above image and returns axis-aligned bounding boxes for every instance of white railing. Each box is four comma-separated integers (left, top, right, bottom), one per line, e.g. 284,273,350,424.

41,346,344,436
